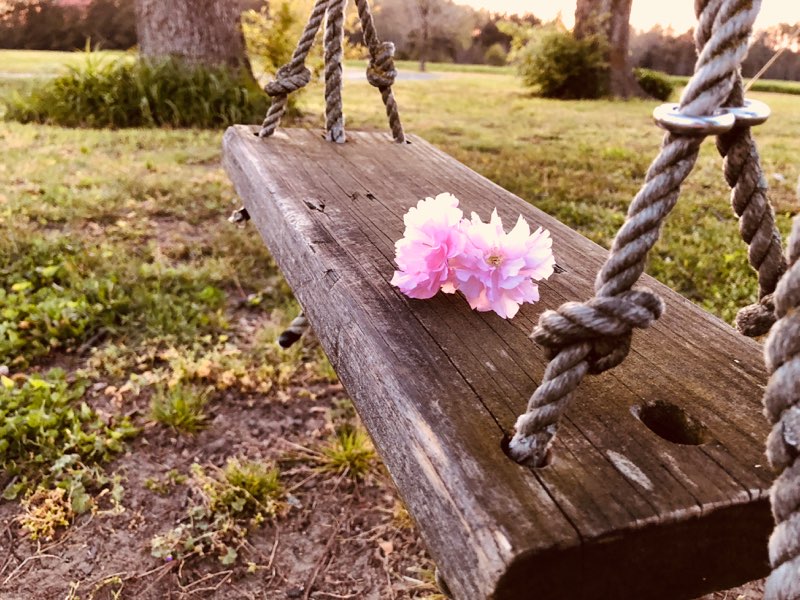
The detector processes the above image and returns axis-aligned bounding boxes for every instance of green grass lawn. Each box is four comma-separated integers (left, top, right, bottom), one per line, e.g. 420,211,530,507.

1,47,798,348
0,49,127,74
668,73,800,95
0,49,797,597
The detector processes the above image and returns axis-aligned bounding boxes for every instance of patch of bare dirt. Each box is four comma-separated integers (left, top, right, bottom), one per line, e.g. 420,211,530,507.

0,375,439,600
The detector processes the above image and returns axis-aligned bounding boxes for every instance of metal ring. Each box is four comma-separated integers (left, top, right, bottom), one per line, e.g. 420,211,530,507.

721,98,771,127
653,103,736,136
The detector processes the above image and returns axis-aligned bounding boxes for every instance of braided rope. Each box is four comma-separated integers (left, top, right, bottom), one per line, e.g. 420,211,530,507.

258,0,403,141
508,0,762,467
354,0,405,142
716,77,786,336
278,313,310,348
323,0,347,143
259,0,330,137
763,216,800,599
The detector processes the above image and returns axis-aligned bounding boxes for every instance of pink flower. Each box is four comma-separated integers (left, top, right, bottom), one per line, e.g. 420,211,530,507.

453,209,555,319
390,193,467,299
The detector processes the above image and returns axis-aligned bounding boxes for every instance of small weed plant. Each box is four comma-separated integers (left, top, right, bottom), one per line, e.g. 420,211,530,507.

150,459,283,566
144,469,187,495
150,382,210,433
0,369,134,536
4,51,270,128
318,425,376,480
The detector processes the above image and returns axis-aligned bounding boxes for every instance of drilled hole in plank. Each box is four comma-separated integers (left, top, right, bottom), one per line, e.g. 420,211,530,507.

632,401,711,445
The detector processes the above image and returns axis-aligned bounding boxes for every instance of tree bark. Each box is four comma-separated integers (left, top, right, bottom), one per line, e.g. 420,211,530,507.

417,0,430,72
574,0,644,98
134,0,251,71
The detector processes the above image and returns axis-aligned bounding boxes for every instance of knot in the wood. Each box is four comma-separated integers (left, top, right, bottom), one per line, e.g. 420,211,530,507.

265,65,312,97
533,289,665,375
366,42,397,89
735,293,776,337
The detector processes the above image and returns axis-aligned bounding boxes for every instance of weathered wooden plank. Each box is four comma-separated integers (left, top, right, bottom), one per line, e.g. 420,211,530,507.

222,126,773,600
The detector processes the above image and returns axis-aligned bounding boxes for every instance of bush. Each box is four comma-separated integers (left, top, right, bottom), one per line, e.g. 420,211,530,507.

634,68,674,101
242,2,298,76
517,28,609,99
484,43,508,66
4,52,270,129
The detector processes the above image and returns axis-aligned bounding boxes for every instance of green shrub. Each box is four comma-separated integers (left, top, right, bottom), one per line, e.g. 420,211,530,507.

517,28,608,99
4,52,270,128
484,43,508,67
634,68,674,101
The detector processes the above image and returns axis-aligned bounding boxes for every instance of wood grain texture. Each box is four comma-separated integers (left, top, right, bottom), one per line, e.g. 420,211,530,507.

222,126,773,600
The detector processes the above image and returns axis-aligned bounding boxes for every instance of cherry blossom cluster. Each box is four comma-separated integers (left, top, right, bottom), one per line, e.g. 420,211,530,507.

390,193,556,319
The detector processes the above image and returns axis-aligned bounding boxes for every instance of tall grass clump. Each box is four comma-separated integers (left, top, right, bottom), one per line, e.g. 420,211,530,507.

4,52,271,128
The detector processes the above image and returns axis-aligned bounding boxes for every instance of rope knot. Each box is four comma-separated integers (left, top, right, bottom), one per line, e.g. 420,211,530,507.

265,65,312,97
366,41,397,89
532,289,665,375
735,293,776,337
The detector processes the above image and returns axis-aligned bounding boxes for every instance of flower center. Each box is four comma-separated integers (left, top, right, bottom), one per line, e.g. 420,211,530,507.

486,254,503,267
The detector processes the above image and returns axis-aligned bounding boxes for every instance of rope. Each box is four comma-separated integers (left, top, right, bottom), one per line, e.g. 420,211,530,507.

323,0,347,143
259,0,403,142
354,0,405,142
278,313,310,348
763,216,800,599
507,0,762,467
716,78,786,339
259,0,330,137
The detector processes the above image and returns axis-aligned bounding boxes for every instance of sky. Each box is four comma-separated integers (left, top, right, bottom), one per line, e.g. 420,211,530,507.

452,1,800,32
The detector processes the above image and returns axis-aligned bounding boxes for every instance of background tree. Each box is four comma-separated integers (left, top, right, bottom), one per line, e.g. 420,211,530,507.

373,0,478,69
415,0,433,72
574,0,643,97
134,0,251,70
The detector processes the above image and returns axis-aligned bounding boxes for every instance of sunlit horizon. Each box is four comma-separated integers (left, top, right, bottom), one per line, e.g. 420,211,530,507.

452,1,800,32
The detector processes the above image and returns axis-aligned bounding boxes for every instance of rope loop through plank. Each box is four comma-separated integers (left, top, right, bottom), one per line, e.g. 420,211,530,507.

259,0,405,143
508,0,763,468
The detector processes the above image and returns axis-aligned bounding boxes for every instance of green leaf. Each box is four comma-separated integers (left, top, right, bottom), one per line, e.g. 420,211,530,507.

70,483,92,514
37,265,60,279
11,281,32,292
28,378,53,389
220,545,237,565
3,481,24,500
51,453,79,473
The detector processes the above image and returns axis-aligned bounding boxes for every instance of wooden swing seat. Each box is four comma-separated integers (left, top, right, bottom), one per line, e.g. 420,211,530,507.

222,125,773,600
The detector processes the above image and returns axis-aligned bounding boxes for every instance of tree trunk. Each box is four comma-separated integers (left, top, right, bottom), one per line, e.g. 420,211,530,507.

574,0,644,98
417,0,430,72
134,0,251,71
